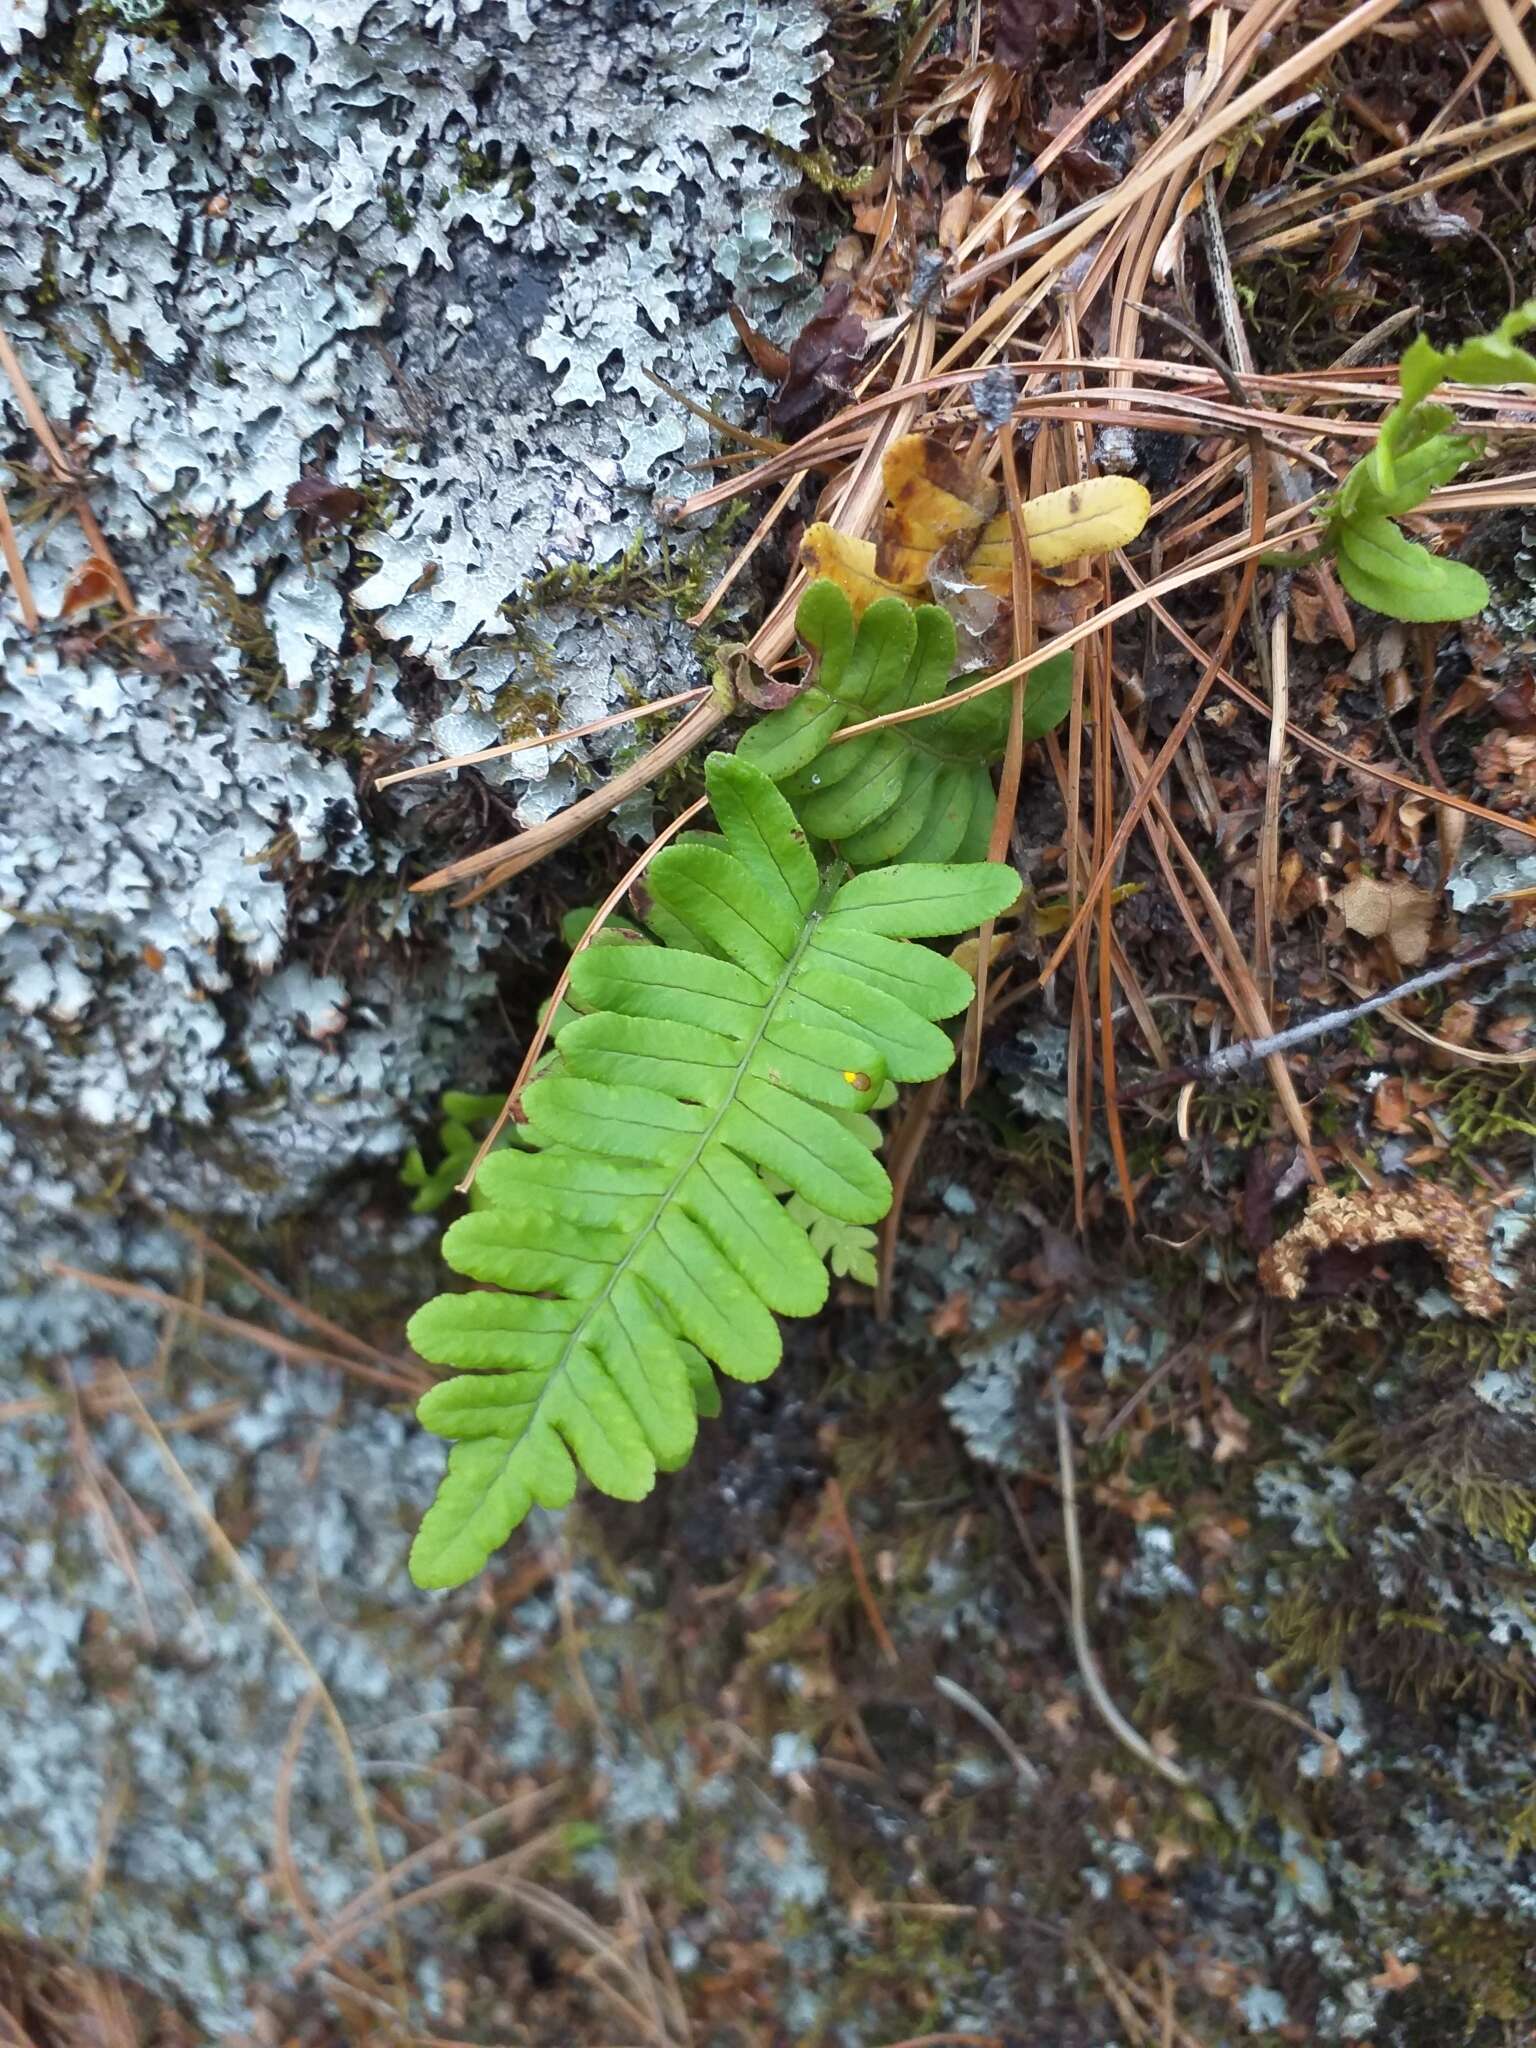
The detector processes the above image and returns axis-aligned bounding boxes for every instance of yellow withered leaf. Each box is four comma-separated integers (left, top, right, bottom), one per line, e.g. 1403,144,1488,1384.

1033,882,1142,934
803,445,1152,615
800,523,910,618
969,475,1152,588
875,435,996,589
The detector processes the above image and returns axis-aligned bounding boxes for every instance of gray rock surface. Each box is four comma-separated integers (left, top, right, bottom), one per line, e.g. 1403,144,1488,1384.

1,0,825,2029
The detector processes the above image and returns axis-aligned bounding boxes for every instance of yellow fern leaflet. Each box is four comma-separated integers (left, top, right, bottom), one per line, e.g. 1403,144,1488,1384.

969,475,1152,585
800,435,1151,616
799,526,907,614
876,436,993,588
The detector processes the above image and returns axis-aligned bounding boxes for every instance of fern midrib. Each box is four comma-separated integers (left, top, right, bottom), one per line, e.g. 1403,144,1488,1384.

847,683,1005,769
484,865,847,1471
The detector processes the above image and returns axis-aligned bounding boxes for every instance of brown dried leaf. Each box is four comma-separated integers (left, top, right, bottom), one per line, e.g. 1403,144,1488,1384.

1487,1011,1534,1053
59,554,117,618
1335,874,1437,967
727,303,791,380
286,477,366,533
721,645,800,711
1210,1391,1250,1464
1259,1184,1504,1319
1369,1952,1422,1995
1372,1077,1412,1131
769,282,867,436
929,1290,972,1338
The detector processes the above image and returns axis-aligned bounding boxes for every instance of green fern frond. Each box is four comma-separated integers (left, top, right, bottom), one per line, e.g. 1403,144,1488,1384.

734,581,1074,867
1324,299,1536,621
406,752,1019,1586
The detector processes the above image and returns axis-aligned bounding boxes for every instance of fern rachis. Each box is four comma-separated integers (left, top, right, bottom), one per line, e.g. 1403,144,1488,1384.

406,752,1019,1587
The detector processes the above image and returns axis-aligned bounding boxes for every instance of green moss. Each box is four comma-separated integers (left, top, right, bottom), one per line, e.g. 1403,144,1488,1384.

501,507,752,633
1436,1065,1536,1159
169,514,284,696
1423,1909,1536,2025
1187,1082,1290,1149
1265,1584,1534,1717
480,672,560,735
774,141,875,198
1272,1300,1384,1407
1411,1321,1536,1379
1383,1407,1536,1551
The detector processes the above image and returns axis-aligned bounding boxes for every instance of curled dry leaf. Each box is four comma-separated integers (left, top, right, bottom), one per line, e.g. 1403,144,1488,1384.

1334,873,1437,967
1258,1184,1504,1319
801,433,1150,619
726,302,791,380
58,554,118,618
285,477,366,532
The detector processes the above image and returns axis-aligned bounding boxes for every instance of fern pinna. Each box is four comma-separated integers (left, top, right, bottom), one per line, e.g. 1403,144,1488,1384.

407,752,1019,1586
734,580,1073,867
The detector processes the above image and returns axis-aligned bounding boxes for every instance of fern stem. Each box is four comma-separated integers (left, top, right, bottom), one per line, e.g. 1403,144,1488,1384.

464,866,846,1505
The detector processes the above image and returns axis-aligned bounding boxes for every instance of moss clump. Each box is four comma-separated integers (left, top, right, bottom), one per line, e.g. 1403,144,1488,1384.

1370,1396,1536,1551
1436,1064,1536,1161
775,141,876,198
487,681,565,739
1266,1582,1533,1718
1422,1909,1536,2026
169,517,284,696
501,507,752,632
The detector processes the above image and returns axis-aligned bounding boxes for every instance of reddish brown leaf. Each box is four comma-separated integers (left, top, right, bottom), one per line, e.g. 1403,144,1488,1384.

769,282,867,437
59,554,117,618
1488,672,1536,730
928,1290,972,1338
727,303,790,380
286,477,366,533
1372,1077,1412,1132
732,658,801,711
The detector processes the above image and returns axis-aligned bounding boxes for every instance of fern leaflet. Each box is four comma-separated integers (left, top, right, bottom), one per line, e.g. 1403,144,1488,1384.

734,581,1073,867
407,752,1019,1586
1320,298,1536,622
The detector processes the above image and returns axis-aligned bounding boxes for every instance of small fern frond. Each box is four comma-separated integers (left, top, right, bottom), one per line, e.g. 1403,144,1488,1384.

734,581,1073,867
786,1194,880,1285
407,752,1019,1586
400,1091,522,1213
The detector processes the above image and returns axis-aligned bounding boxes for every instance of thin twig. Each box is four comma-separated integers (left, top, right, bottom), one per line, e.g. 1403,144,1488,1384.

412,697,727,899
1120,928,1536,1097
825,1476,900,1668
1472,0,1536,99
932,1674,1040,1791
0,320,137,618
169,1220,411,1378
455,793,709,1192
960,417,1033,1105
376,687,710,790
877,2035,1002,2048
0,478,39,628
106,1368,410,2015
875,1075,946,1320
1054,1381,1192,1789
41,1262,428,1395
